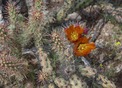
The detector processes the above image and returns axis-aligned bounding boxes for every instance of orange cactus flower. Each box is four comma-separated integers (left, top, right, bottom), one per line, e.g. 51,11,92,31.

74,42,95,56
64,25,84,43
75,36,91,44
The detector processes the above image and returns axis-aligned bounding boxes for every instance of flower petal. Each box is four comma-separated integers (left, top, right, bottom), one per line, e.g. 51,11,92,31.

64,25,84,43
75,36,90,44
74,43,95,56
75,25,84,34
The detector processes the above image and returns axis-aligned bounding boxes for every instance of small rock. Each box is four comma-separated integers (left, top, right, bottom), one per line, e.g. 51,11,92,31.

65,12,81,21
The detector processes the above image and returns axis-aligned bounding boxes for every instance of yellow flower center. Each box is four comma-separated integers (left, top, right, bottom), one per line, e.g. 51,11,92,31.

77,44,87,52
71,31,78,41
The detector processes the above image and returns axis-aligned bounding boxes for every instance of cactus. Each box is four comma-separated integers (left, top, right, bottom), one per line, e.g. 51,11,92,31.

38,48,53,76
56,0,74,21
56,0,94,21
96,74,116,88
37,70,48,85
54,77,70,88
51,31,64,52
69,74,88,88
48,83,55,88
78,65,116,88
78,65,97,78
0,48,28,86
0,26,6,44
51,27,74,62
54,74,88,88
7,2,17,25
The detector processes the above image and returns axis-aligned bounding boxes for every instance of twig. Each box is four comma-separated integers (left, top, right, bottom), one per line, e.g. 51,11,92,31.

81,57,91,66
